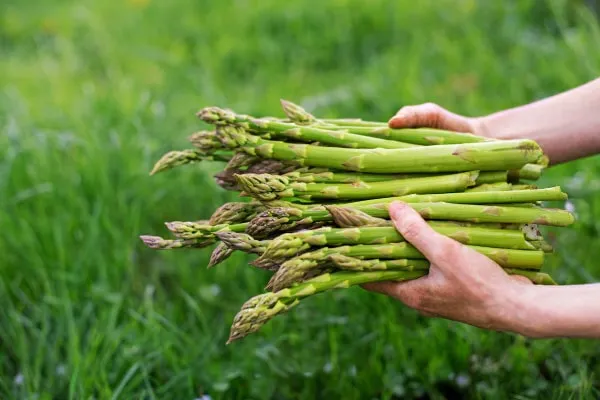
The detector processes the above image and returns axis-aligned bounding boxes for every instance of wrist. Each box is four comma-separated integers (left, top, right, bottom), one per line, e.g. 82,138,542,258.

469,113,511,141
489,283,547,338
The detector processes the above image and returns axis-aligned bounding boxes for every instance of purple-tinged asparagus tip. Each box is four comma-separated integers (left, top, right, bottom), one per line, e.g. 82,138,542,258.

139,235,165,249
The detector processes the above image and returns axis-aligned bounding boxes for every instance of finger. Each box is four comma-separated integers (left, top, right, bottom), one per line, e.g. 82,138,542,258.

388,103,474,132
361,277,428,309
361,281,399,296
388,104,439,129
509,275,534,285
388,201,456,260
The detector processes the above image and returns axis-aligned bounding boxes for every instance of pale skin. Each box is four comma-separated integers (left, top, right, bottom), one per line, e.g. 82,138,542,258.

363,77,600,339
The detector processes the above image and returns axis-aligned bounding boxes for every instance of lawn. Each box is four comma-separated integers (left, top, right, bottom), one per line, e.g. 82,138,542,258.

1,0,599,398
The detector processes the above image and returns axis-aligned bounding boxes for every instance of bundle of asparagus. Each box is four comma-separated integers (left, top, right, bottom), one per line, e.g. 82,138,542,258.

140,100,574,344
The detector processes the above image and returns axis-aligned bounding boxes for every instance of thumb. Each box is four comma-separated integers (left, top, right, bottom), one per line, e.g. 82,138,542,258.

388,201,456,261
388,103,473,132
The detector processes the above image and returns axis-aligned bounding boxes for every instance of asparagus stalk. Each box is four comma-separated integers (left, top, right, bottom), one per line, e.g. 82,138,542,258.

281,168,532,185
343,187,567,207
267,243,545,291
212,126,544,173
139,235,214,250
466,182,539,192
164,221,248,240
228,266,558,343
198,106,418,149
465,182,514,192
227,270,426,343
327,202,574,227
328,255,430,271
327,255,555,284
235,171,479,201
338,202,575,226
277,99,487,146
252,224,540,269
508,163,544,182
315,125,488,145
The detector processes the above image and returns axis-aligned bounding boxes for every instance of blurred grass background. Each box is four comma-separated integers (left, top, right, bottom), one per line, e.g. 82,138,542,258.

1,0,600,398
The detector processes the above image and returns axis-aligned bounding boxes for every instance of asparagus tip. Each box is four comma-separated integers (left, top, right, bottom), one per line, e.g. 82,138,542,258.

139,235,165,249
208,242,234,268
164,221,179,232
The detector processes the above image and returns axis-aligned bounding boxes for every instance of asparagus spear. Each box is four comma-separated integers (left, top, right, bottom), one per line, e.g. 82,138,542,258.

188,130,225,153
198,106,418,149
164,221,248,240
508,163,544,182
149,149,230,175
327,255,556,285
278,99,486,145
343,187,567,206
327,202,574,227
212,126,544,173
139,235,214,250
227,270,426,343
281,168,533,185
215,231,269,255
234,171,479,201
228,266,558,343
267,243,545,291
209,201,267,225
252,224,540,269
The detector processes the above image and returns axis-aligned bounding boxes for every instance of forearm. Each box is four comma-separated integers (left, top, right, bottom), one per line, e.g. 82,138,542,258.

499,283,600,338
475,78,600,164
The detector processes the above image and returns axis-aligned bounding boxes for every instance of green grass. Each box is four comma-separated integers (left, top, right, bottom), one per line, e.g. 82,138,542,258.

1,0,600,398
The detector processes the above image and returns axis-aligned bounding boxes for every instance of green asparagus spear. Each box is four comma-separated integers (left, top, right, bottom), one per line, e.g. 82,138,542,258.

198,106,418,149
227,270,426,343
267,243,545,291
211,126,544,173
149,149,231,175
252,224,540,269
327,202,574,227
235,171,479,201
209,201,267,225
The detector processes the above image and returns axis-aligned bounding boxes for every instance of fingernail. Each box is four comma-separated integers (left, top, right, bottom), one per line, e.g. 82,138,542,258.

388,115,403,128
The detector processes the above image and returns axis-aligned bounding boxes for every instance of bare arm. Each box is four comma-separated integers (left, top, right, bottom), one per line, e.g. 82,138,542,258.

363,202,600,339
507,282,600,338
388,77,600,164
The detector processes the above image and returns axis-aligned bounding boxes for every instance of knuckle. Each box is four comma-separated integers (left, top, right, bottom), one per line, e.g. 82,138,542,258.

429,238,461,262
422,102,440,110
400,220,422,241
398,105,417,118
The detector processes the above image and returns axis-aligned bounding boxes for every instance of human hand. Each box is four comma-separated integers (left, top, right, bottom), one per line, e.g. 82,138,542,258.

362,201,532,332
388,102,487,137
